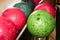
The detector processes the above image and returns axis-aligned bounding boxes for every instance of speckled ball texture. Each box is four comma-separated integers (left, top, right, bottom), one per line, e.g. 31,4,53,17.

27,10,55,38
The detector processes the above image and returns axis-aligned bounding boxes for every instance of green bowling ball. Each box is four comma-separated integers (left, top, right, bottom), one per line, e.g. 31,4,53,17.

14,2,32,17
27,10,55,38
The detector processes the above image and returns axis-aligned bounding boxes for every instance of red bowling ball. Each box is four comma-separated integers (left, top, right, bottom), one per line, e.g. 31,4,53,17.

43,0,54,7
0,17,17,40
33,0,40,6
2,8,27,31
34,2,56,18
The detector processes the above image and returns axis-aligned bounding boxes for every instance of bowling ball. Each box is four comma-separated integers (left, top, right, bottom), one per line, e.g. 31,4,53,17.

2,8,26,31
34,2,56,18
42,0,55,7
22,0,35,10
33,0,40,6
27,10,55,37
0,17,17,40
14,2,32,17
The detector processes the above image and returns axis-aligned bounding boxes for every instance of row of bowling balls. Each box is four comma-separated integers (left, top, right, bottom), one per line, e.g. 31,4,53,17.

0,0,55,40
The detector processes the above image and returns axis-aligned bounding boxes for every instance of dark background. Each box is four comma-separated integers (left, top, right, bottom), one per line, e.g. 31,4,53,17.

56,5,60,40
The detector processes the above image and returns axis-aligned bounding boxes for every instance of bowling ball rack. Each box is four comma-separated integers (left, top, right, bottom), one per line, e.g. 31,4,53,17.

16,24,27,40
0,0,56,40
